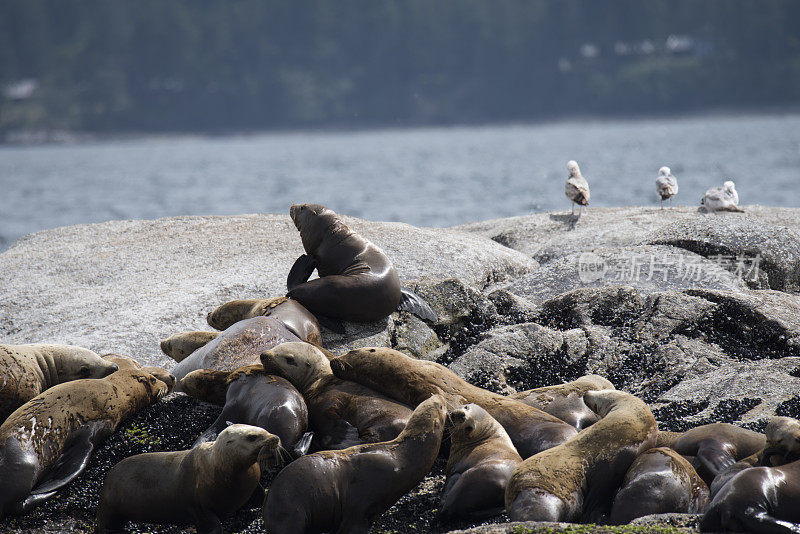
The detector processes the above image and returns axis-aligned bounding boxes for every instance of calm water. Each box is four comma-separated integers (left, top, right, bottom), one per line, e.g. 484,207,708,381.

1,113,799,251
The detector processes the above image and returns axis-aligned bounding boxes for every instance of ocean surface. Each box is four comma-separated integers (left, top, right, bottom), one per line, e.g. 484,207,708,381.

1,112,799,252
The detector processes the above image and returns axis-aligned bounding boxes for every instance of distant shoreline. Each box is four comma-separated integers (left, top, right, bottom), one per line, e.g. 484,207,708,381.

3,104,800,147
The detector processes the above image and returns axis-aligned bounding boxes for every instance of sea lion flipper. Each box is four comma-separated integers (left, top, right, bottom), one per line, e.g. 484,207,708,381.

398,288,438,322
319,419,361,450
287,254,318,291
293,432,314,457
29,421,110,496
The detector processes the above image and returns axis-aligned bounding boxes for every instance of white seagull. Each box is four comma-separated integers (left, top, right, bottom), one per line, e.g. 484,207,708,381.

565,160,590,215
655,166,678,209
701,180,743,212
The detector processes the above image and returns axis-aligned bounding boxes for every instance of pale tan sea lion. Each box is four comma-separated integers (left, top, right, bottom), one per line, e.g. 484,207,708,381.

159,331,219,363
95,424,278,533
207,296,322,346
262,395,446,533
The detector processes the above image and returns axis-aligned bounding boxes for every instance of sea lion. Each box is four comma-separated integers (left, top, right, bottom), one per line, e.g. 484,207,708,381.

510,375,614,430
438,404,522,522
260,342,412,450
180,365,312,457
171,316,301,382
207,296,322,345
160,331,219,363
330,347,576,458
95,424,278,534
505,389,658,523
0,344,119,422
262,395,446,534
286,203,435,327
101,353,176,393
609,447,710,524
0,368,167,517
700,459,800,533
657,423,766,485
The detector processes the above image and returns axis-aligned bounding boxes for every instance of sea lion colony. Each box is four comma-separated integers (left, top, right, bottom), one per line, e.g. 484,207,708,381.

0,202,795,533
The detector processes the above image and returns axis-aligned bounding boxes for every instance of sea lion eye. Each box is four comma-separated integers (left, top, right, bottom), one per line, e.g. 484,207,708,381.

285,355,297,366
150,377,157,384
465,425,474,433
247,435,260,442
79,366,91,377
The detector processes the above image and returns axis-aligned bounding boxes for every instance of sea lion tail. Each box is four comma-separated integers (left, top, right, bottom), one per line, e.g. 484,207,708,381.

398,288,437,322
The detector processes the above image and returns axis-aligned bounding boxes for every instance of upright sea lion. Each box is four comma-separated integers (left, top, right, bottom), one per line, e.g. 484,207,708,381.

0,344,119,422
262,395,447,534
180,365,312,457
510,375,614,430
701,459,800,533
505,389,658,523
658,423,766,485
160,331,219,363
286,203,435,326
171,316,301,382
609,447,710,524
0,369,167,517
207,296,322,345
330,347,576,458
102,353,176,393
260,342,412,450
439,404,522,522
95,424,278,534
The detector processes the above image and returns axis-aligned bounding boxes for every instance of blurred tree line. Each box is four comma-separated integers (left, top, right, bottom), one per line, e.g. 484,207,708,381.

1,0,799,133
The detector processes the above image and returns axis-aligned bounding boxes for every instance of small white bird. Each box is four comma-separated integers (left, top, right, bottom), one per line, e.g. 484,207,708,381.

655,166,678,209
701,180,743,212
565,160,590,215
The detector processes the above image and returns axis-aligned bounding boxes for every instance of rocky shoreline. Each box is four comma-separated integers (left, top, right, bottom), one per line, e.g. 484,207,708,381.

1,206,799,533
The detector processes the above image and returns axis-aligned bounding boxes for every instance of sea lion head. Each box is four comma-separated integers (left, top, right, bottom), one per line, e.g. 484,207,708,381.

260,342,329,391
56,346,119,382
399,394,447,439
143,366,176,393
659,166,671,176
448,403,496,443
766,416,800,461
583,389,627,418
573,375,614,392
213,424,280,465
206,297,286,330
289,203,343,254
180,369,231,404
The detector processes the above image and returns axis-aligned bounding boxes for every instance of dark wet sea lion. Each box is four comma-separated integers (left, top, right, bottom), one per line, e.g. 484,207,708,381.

439,403,522,522
95,424,278,534
171,316,301,382
0,369,167,517
207,296,322,345
609,447,710,524
180,365,312,457
701,458,800,533
505,390,658,523
510,374,614,430
261,342,412,450
160,331,220,363
658,423,766,485
330,347,576,458
262,395,446,534
286,203,435,326
0,344,118,421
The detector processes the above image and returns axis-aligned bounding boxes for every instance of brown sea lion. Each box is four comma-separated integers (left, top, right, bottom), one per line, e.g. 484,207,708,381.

180,365,312,457
206,296,322,346
439,403,522,522
159,331,220,363
95,424,278,534
286,203,435,327
262,395,446,534
0,344,119,422
510,374,614,430
260,342,412,450
701,458,800,533
505,389,658,523
330,347,576,458
101,353,176,393
657,423,766,485
0,369,167,517
609,447,710,524
171,316,301,382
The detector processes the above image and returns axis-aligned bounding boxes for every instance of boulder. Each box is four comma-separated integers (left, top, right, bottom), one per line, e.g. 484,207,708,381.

0,214,534,368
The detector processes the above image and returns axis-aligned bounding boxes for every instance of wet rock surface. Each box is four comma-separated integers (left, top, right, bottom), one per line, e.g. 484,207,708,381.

3,207,800,533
